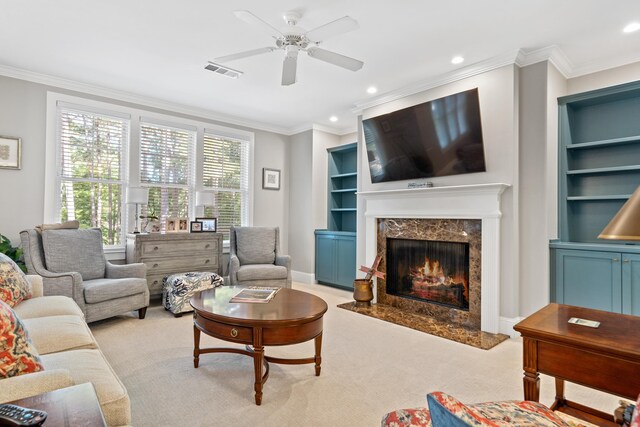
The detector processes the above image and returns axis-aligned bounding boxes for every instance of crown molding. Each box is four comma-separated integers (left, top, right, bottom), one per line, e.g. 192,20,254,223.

0,63,294,136
569,50,640,78
288,121,357,136
351,49,522,113
515,45,573,77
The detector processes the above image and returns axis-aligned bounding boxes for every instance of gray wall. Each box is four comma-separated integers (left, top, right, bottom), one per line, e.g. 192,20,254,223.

0,75,290,255
288,130,313,273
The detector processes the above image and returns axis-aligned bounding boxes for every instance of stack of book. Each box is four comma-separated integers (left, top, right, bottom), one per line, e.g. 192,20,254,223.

229,287,281,303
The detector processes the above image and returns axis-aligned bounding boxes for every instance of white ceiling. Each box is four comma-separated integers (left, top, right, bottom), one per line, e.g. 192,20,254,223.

1,1,639,134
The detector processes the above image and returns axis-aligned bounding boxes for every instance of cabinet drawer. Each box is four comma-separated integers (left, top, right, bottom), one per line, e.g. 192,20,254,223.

146,274,167,294
142,255,219,274
194,314,252,344
141,239,216,257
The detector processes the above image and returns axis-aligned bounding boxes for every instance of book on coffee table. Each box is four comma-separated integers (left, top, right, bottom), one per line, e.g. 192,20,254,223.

229,287,280,303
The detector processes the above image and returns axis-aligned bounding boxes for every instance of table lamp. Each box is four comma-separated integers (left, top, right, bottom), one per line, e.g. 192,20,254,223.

195,191,215,217
599,186,640,240
126,187,149,234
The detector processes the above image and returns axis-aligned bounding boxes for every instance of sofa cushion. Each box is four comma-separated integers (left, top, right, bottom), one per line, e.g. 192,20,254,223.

41,349,131,426
235,227,276,265
426,392,570,427
42,229,106,280
22,315,97,355
237,264,288,281
13,296,84,320
0,300,44,378
0,253,32,307
83,277,148,304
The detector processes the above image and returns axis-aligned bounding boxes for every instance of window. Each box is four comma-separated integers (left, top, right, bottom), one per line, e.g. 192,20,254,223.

202,132,250,241
56,105,129,246
139,122,195,230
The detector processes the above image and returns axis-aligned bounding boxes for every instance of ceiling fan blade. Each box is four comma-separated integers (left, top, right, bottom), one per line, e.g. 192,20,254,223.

234,10,283,39
305,16,359,43
307,47,363,71
215,47,276,63
282,47,299,86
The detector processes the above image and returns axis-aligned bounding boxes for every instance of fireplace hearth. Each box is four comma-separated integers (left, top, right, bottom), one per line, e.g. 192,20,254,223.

387,238,470,310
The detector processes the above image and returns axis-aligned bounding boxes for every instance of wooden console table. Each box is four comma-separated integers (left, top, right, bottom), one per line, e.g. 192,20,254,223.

514,303,640,426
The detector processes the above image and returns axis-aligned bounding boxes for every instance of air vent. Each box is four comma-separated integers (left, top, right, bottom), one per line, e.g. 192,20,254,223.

204,61,243,79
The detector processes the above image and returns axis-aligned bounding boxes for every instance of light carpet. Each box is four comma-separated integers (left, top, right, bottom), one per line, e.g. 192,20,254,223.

90,282,620,427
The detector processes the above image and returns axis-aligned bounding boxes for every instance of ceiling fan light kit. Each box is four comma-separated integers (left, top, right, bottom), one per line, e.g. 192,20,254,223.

207,10,364,85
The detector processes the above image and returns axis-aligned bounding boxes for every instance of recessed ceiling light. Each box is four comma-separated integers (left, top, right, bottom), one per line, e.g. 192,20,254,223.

367,86,378,94
451,56,464,65
623,22,640,33
329,116,338,122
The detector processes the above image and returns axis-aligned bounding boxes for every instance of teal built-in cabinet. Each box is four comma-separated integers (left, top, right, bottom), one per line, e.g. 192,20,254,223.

550,80,640,314
315,143,357,290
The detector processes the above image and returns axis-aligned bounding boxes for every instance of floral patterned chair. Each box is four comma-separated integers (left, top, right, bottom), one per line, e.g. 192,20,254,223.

382,392,606,427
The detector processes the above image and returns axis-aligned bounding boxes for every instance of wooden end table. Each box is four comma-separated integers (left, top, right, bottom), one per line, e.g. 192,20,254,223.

8,383,106,427
514,303,640,426
190,287,328,405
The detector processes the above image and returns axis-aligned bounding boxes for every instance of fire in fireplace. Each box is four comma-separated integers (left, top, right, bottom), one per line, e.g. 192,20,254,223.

386,238,469,310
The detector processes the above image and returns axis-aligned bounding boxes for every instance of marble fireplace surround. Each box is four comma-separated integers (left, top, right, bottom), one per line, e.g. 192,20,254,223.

359,183,509,334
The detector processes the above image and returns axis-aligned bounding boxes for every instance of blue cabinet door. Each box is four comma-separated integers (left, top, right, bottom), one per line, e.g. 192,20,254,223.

555,249,622,312
622,253,640,316
335,236,356,289
315,234,336,284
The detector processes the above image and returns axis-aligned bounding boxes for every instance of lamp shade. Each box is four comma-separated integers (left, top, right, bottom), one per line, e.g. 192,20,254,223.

599,186,640,240
126,187,149,204
195,191,215,207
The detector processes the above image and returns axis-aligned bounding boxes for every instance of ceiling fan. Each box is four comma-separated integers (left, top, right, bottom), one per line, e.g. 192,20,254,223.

209,10,364,86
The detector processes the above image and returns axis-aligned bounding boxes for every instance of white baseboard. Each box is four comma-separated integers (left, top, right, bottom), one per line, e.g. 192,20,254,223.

499,316,524,339
292,271,315,284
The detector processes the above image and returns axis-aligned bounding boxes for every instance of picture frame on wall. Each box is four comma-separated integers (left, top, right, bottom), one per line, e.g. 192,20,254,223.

0,136,22,170
190,221,203,232
196,217,217,232
262,168,280,190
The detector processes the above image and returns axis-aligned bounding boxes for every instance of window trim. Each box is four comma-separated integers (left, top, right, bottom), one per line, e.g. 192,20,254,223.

45,92,255,254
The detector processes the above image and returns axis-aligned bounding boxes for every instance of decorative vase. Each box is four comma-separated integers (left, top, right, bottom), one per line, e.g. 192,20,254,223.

353,279,373,307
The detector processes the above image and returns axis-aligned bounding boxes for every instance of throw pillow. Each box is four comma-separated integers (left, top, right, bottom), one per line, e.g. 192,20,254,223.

631,393,639,427
41,228,106,280
0,299,44,378
0,253,32,307
235,227,276,265
427,393,486,426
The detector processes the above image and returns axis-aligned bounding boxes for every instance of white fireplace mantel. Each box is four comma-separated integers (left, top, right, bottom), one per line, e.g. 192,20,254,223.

358,183,510,334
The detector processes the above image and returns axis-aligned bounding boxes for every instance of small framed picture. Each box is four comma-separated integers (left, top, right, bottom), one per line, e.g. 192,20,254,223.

190,221,202,232
196,217,217,232
262,168,280,190
0,136,22,170
178,218,189,232
165,217,178,232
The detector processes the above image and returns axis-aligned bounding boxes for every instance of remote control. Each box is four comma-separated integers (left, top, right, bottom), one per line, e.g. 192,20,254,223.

568,317,600,328
0,404,47,426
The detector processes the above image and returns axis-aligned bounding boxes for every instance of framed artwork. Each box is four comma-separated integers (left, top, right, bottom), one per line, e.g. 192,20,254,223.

178,218,188,232
165,217,178,232
0,136,22,170
262,168,280,190
190,221,202,232
196,217,217,232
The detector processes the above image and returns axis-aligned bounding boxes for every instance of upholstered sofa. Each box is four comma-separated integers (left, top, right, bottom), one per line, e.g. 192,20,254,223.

0,274,131,426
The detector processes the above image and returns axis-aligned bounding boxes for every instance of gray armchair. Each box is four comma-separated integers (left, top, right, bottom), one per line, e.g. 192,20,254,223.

228,226,291,288
20,228,149,323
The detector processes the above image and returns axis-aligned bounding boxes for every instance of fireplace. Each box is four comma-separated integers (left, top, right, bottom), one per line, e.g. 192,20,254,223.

386,238,470,310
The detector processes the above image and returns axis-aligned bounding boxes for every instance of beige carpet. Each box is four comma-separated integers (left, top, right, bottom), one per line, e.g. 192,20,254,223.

90,283,620,427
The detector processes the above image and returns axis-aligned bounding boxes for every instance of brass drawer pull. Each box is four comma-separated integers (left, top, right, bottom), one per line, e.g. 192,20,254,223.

230,328,238,338
153,246,159,251
153,263,159,268
205,259,210,264
205,244,211,249
152,280,159,285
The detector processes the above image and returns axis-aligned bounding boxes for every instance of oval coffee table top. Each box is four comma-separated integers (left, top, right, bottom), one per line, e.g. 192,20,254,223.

191,287,328,326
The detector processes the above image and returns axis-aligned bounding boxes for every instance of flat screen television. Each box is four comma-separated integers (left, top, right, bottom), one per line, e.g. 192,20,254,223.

363,88,486,183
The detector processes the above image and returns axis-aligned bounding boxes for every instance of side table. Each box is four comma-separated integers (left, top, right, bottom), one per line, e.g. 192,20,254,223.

8,383,106,427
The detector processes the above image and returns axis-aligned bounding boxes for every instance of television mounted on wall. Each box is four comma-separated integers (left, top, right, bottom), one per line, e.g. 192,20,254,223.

363,88,486,183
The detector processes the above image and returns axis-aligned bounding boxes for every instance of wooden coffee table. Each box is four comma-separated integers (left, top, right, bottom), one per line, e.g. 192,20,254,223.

514,303,640,426
190,286,328,405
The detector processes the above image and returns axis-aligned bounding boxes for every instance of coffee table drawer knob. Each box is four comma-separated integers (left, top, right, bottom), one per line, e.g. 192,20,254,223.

230,328,238,338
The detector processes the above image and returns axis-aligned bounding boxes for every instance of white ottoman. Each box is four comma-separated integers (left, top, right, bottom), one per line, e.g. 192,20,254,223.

162,272,223,317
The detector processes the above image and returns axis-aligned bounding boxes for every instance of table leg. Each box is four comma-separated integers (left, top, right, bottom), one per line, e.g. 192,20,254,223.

553,377,566,408
193,325,200,368
522,337,540,401
253,345,264,405
314,332,323,376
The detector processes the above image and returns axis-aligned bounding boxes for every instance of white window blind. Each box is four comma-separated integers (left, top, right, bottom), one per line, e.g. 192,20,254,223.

202,133,250,241
56,106,129,246
139,122,195,230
